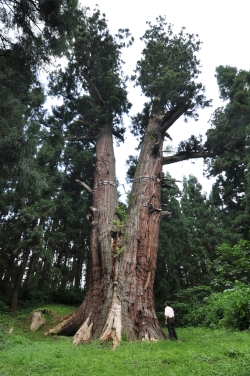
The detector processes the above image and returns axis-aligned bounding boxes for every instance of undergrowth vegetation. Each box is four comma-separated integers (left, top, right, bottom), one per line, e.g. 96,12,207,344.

172,282,250,330
0,304,250,376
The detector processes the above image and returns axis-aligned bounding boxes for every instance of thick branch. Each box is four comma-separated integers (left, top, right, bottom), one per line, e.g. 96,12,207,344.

75,179,93,195
63,136,96,143
165,132,172,141
161,183,176,189
112,129,124,142
80,68,104,106
162,143,232,165
162,177,181,183
160,211,169,217
160,104,189,133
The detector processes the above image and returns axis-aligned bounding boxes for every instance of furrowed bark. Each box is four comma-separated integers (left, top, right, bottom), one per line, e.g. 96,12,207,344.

117,113,167,341
48,123,120,343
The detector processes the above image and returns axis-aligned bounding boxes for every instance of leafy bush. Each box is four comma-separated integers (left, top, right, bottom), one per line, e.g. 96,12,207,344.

171,302,190,327
175,286,212,305
174,283,250,330
173,286,212,327
203,282,250,330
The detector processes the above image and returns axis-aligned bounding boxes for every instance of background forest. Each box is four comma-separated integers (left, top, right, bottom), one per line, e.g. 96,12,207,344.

1,0,250,332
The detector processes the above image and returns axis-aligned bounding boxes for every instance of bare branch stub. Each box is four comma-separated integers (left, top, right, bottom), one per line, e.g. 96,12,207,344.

63,136,96,144
75,179,93,194
160,211,169,217
164,132,172,141
148,202,162,214
161,182,176,189
112,129,124,142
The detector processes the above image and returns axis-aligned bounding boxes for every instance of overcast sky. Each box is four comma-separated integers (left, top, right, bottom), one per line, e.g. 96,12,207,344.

80,0,250,198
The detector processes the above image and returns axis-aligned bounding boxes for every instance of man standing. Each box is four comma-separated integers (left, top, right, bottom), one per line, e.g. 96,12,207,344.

165,301,178,340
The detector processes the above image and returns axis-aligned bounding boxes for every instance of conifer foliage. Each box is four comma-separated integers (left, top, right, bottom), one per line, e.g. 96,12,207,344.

0,0,88,309
205,66,250,240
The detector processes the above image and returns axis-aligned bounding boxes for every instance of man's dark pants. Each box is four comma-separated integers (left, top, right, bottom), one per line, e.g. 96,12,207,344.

167,318,178,340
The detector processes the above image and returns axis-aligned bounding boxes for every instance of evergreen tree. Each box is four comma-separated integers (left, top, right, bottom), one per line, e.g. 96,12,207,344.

210,240,250,291
0,111,93,308
47,9,134,346
155,175,223,307
0,0,87,308
205,66,250,241
155,179,183,305
180,175,215,286
0,0,81,185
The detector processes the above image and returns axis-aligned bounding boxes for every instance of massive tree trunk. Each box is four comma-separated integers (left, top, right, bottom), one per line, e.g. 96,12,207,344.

117,113,166,341
49,123,121,344
48,112,166,346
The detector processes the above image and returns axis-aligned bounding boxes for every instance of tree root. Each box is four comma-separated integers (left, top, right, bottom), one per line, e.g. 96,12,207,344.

72,315,93,345
46,322,65,336
142,332,158,342
100,295,122,349
45,314,72,336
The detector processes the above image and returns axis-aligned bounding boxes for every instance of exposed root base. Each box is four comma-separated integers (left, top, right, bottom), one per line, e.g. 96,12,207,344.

45,313,72,336
142,332,158,342
72,316,93,345
100,295,122,349
138,321,166,342
45,322,65,336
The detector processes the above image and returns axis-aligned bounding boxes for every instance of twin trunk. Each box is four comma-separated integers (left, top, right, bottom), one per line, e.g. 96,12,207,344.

49,115,166,347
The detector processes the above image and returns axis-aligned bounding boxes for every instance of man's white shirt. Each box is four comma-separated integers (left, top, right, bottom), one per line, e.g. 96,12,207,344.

165,306,174,318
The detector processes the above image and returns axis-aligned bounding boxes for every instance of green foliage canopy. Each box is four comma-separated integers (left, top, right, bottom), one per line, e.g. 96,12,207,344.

131,16,211,141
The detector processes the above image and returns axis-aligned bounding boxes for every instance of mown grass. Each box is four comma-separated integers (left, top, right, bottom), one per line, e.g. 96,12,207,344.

0,304,250,376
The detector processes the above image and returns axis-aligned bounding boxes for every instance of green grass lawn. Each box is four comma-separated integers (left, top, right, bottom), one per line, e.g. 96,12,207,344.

0,304,250,376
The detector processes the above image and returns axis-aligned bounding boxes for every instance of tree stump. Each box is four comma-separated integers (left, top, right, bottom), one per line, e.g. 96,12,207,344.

30,310,46,332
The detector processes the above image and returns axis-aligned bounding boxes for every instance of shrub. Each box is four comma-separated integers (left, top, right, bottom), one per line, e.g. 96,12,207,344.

203,282,250,330
174,286,212,327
